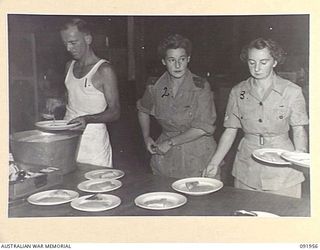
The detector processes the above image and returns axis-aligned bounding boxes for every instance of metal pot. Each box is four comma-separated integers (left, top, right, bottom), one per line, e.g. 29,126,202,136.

10,130,81,174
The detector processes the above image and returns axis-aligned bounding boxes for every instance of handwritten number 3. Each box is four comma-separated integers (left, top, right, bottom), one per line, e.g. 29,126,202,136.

240,91,245,99
161,87,170,98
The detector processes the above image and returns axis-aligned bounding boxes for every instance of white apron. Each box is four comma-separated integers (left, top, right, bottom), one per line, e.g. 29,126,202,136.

64,59,113,168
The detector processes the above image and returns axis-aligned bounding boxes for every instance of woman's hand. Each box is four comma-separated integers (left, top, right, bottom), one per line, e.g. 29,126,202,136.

144,137,157,154
202,160,220,178
156,140,172,155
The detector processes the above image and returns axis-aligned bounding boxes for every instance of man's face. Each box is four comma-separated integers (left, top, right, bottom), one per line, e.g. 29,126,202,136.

60,25,90,60
162,48,190,79
247,47,277,80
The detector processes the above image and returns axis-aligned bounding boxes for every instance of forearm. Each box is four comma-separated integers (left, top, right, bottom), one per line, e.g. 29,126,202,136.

138,111,151,140
292,126,308,152
169,128,207,146
83,105,120,124
209,128,238,165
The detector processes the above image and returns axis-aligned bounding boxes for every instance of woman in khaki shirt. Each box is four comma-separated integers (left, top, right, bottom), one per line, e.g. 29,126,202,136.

137,34,217,178
204,38,308,198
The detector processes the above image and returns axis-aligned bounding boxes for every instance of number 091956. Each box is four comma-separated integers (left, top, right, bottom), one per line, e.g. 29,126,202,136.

300,244,318,248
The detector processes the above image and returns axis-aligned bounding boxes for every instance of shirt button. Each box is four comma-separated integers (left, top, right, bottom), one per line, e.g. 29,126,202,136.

258,119,263,123
279,115,283,119
259,102,263,106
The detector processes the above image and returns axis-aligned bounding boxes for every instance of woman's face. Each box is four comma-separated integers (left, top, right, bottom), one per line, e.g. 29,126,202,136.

247,47,277,80
162,48,190,79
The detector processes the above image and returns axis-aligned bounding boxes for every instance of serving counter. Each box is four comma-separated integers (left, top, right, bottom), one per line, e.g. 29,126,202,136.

8,163,310,217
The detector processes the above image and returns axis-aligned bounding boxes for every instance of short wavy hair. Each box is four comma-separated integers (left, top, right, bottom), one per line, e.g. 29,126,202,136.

240,38,286,65
157,34,192,59
60,18,91,36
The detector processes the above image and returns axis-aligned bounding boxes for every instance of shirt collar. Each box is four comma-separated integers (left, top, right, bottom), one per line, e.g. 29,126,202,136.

158,69,193,91
248,73,287,96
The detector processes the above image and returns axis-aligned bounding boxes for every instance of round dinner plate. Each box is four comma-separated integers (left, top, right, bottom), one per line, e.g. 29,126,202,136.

84,169,125,180
71,194,121,212
27,189,79,206
77,179,122,193
281,151,310,168
252,148,291,165
134,192,187,210
252,211,280,217
172,177,223,196
35,120,81,131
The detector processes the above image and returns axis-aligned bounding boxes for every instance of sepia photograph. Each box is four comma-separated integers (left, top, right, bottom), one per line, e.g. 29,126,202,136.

1,0,319,245
7,14,310,217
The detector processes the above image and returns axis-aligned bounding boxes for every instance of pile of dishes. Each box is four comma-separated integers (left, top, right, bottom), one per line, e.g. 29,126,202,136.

252,148,310,168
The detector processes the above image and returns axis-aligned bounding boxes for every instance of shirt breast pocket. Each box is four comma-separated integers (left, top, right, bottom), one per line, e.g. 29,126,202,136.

272,104,289,121
175,104,194,123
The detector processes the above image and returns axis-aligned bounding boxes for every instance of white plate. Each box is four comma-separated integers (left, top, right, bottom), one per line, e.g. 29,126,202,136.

35,120,81,131
171,177,223,196
77,179,122,193
27,189,79,206
252,148,291,165
234,210,280,217
84,169,125,180
252,211,280,217
281,151,310,168
134,192,187,210
71,194,121,212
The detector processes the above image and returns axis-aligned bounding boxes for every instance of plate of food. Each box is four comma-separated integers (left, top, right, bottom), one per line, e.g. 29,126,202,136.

35,120,81,131
252,148,291,165
171,177,223,196
27,189,79,205
134,192,187,210
281,151,310,168
84,169,125,180
70,194,121,212
77,179,122,193
233,210,279,217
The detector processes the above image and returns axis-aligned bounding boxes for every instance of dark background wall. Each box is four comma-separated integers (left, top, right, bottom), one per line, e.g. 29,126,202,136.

8,14,309,133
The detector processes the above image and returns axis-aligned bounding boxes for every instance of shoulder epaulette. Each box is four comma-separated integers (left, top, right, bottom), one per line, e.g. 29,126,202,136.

146,77,159,85
193,76,206,89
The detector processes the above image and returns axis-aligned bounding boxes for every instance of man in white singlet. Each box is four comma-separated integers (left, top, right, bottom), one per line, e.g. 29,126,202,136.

60,18,120,167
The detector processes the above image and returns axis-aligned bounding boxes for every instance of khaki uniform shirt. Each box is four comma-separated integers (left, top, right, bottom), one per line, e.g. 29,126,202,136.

137,70,217,178
224,74,308,190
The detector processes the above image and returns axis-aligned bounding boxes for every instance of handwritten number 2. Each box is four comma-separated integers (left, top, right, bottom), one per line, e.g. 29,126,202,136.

161,87,170,98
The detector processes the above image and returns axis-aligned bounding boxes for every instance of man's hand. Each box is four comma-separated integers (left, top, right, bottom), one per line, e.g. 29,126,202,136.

68,116,87,130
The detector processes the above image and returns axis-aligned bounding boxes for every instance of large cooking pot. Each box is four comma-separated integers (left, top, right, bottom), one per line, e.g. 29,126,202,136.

10,130,81,174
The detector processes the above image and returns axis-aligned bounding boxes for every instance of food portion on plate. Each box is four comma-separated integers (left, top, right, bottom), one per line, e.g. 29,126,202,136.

77,179,122,193
134,192,187,210
71,194,121,212
84,169,125,180
281,151,310,168
35,120,81,131
233,210,279,217
172,177,223,196
252,148,291,165
27,189,79,205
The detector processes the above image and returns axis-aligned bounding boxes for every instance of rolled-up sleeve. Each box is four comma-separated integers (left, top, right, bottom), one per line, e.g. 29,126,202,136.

223,88,242,128
136,85,155,116
289,87,309,126
190,87,217,135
